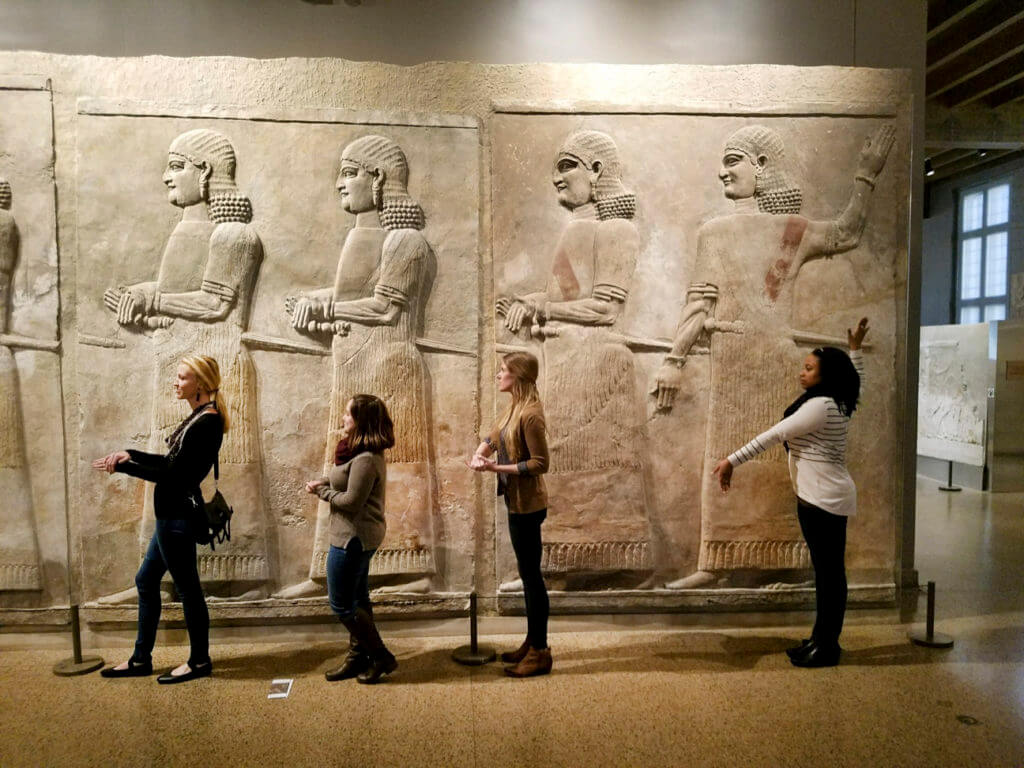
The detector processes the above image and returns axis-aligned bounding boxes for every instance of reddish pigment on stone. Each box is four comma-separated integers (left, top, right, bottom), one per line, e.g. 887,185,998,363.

765,216,807,301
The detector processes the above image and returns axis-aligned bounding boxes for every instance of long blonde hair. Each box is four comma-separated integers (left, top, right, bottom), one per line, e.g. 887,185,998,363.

180,355,231,433
497,352,542,462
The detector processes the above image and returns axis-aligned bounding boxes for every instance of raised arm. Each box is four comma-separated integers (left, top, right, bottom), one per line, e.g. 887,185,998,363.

800,125,895,259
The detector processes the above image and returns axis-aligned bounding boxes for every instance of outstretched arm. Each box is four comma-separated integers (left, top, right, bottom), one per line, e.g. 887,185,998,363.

802,125,896,259
651,283,717,411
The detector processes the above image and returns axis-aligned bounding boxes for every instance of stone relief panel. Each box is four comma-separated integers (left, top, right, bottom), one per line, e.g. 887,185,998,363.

917,323,992,467
0,77,65,608
491,110,908,597
74,102,479,606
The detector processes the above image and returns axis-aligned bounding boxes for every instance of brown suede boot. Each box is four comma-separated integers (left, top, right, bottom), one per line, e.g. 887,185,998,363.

500,638,530,665
505,647,552,678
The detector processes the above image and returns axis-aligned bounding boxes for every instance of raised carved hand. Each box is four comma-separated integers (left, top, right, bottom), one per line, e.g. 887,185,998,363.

650,362,683,411
855,124,896,181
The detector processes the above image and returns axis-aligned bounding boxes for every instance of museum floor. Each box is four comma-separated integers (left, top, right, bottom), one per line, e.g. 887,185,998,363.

1,476,1022,768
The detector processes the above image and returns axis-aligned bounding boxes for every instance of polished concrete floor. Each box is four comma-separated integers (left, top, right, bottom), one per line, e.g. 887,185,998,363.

1,476,1021,767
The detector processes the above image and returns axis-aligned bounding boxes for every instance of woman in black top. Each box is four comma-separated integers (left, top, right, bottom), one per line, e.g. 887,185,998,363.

94,355,227,684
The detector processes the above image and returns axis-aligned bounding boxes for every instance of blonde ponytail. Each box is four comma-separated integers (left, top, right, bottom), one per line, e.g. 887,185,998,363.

180,355,231,433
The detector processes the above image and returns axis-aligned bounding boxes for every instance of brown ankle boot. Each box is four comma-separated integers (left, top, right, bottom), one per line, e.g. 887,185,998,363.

500,638,530,665
505,647,552,678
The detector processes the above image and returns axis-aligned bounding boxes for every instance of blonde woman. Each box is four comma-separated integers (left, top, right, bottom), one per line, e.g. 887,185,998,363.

93,355,227,684
469,352,551,677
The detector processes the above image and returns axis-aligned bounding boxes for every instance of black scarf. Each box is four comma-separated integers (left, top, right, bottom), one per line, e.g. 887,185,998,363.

165,401,217,459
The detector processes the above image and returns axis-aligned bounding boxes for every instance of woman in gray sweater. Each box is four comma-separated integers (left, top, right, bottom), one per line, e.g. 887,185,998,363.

306,393,396,684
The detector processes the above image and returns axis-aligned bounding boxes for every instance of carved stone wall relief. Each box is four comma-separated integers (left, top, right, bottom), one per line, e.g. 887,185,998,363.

0,77,64,608
492,110,908,602
75,102,479,609
495,129,653,589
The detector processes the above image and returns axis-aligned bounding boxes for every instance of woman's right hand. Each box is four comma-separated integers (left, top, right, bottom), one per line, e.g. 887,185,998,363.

848,317,869,351
712,458,733,492
305,479,327,494
91,451,130,474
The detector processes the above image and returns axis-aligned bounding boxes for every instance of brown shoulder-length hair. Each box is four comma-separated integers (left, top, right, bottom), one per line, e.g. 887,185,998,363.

347,394,395,454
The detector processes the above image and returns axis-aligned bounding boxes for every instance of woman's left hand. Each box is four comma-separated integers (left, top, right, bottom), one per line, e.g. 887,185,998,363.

305,479,327,494
712,458,733,492
91,451,130,474
467,455,497,473
848,316,870,350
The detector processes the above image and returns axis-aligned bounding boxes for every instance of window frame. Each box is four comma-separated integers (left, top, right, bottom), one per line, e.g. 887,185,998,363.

955,178,1011,324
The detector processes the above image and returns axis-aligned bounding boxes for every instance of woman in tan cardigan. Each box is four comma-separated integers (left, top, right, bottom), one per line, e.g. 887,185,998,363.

469,352,551,677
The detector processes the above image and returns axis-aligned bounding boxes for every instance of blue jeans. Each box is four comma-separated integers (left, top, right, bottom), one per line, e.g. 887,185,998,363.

326,538,375,620
134,518,210,667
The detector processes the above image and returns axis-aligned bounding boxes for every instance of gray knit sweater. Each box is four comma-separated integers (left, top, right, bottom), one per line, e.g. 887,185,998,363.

317,451,387,551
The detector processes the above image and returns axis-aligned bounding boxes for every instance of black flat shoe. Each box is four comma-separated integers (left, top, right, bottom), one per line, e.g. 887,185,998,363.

785,638,813,661
100,659,153,678
157,661,212,684
790,643,840,668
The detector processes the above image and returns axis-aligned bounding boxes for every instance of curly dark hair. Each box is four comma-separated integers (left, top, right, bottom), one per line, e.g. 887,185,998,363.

809,346,861,417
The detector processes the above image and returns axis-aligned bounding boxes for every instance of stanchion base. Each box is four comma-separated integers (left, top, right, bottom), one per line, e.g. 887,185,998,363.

937,485,961,492
53,655,105,676
452,645,496,666
908,630,954,648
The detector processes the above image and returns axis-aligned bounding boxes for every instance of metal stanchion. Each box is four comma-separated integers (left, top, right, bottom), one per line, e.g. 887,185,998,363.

908,581,955,648
53,605,104,676
451,591,495,665
938,461,961,492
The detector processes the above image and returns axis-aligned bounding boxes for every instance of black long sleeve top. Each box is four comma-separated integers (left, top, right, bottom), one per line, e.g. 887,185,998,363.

116,406,224,520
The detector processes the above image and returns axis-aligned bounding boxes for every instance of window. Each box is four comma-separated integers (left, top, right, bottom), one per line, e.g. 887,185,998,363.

957,181,1010,324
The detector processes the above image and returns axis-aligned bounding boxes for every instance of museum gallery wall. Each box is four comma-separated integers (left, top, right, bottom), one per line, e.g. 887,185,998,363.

0,55,911,626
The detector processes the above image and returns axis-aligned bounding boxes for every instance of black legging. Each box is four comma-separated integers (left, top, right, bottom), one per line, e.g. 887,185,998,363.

507,508,549,650
797,498,848,649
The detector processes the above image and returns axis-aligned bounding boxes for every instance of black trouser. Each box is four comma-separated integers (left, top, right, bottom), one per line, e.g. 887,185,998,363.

507,508,549,650
797,498,848,649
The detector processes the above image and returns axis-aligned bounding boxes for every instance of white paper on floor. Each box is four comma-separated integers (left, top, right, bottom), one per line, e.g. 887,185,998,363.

267,678,293,699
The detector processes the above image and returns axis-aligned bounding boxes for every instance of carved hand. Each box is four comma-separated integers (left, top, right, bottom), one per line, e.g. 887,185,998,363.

711,458,733,492
651,362,683,411
103,287,125,314
116,285,155,326
291,296,329,331
503,300,535,333
495,296,512,317
847,316,869,350
856,124,896,180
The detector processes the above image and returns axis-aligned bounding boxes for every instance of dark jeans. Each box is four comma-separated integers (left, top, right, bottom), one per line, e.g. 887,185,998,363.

797,498,849,649
508,508,549,650
134,517,210,667
326,538,375,620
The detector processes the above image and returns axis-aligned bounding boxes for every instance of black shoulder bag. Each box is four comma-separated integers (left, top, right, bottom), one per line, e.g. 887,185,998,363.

195,456,233,549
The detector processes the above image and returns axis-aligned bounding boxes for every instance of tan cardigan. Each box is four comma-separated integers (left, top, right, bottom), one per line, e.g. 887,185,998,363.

317,451,387,550
486,401,549,514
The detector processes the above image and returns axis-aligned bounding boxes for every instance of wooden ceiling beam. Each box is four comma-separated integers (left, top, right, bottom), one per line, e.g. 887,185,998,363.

929,148,979,168
942,50,1024,107
927,6,1024,72
986,77,1024,108
927,0,989,39
928,149,1019,182
926,27,1024,96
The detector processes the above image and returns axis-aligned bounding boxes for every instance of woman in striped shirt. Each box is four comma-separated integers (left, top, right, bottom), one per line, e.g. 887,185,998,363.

713,317,869,668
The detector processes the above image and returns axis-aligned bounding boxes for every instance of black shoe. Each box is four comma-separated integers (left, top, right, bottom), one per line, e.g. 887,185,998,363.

357,652,397,685
325,653,370,682
785,638,813,661
100,658,153,678
790,642,840,668
157,661,212,684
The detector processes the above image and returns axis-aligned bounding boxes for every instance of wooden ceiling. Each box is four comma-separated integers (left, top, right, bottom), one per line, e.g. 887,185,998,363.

926,0,1024,183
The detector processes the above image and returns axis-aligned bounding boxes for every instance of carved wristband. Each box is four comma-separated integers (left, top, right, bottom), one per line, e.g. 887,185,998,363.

854,174,876,189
